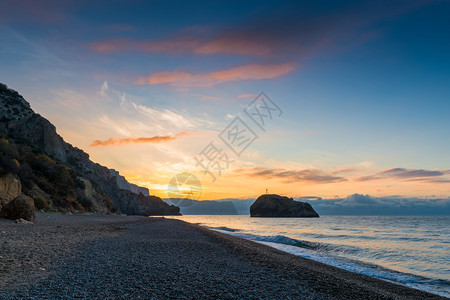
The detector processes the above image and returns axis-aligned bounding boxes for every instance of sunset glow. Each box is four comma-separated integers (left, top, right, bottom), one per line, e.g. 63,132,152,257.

1,0,449,203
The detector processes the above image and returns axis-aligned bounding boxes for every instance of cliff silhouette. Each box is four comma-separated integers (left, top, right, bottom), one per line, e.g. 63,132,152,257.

0,83,179,215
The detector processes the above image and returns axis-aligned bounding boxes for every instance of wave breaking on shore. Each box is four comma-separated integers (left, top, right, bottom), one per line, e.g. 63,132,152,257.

206,225,449,297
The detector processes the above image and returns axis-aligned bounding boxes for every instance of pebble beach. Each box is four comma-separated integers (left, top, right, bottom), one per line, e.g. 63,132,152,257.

0,213,445,299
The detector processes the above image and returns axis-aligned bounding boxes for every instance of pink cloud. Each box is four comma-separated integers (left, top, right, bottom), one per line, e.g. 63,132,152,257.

234,167,347,184
90,36,274,56
194,36,272,55
238,93,258,99
356,168,448,182
134,62,296,87
135,71,192,85
189,94,222,101
88,2,435,60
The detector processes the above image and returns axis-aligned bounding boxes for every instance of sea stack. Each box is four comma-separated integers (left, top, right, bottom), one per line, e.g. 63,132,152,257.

250,194,319,218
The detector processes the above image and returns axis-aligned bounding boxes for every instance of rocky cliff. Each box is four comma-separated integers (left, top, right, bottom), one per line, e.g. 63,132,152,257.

250,194,319,217
0,83,180,216
0,173,21,202
110,169,150,196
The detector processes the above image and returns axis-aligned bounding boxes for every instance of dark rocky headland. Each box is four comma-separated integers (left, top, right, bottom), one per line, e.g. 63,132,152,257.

0,83,180,219
250,194,319,217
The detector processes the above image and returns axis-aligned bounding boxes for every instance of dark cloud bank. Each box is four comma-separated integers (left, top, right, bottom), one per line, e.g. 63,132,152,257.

297,194,450,215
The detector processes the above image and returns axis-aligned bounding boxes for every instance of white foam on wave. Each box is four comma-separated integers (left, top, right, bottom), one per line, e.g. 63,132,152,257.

209,228,449,298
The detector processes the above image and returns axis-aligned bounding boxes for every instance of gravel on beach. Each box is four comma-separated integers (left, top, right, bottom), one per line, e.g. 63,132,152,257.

0,213,444,299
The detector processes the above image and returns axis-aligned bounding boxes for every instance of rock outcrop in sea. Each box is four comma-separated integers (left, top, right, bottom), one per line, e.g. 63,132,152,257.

250,194,319,218
0,83,180,216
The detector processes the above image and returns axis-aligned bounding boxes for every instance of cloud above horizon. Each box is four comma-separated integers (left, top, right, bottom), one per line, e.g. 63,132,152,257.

238,93,258,99
298,193,450,215
134,63,296,87
234,166,450,186
356,167,449,183
235,167,346,184
89,132,189,147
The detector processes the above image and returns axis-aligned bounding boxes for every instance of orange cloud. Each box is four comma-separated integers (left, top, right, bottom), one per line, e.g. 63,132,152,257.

135,71,191,85
89,132,189,147
194,36,272,55
134,62,296,87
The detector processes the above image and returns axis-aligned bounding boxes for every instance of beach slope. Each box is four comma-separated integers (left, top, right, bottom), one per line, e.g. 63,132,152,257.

0,214,444,299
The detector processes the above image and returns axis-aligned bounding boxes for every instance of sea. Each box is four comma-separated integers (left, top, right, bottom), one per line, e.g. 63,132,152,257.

171,215,450,297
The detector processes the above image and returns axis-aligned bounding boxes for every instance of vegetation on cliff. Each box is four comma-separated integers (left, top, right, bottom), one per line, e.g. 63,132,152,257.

0,83,180,215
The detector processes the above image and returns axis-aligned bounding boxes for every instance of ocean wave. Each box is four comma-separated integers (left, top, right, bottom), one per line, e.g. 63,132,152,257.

208,227,449,297
207,226,240,232
261,241,450,297
210,229,329,251
250,234,318,249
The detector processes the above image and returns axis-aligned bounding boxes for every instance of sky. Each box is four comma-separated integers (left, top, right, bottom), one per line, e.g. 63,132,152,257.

0,0,449,203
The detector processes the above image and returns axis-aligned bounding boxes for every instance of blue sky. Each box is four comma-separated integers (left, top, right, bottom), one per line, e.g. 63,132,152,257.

0,0,449,200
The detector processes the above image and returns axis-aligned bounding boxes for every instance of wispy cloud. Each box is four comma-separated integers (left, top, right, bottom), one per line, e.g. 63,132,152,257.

89,132,189,147
89,2,429,58
381,168,444,178
238,93,258,99
90,37,200,54
131,102,203,128
134,71,191,85
99,80,109,97
331,168,364,175
134,62,296,87
235,167,346,184
189,94,222,101
0,0,73,23
356,167,448,182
